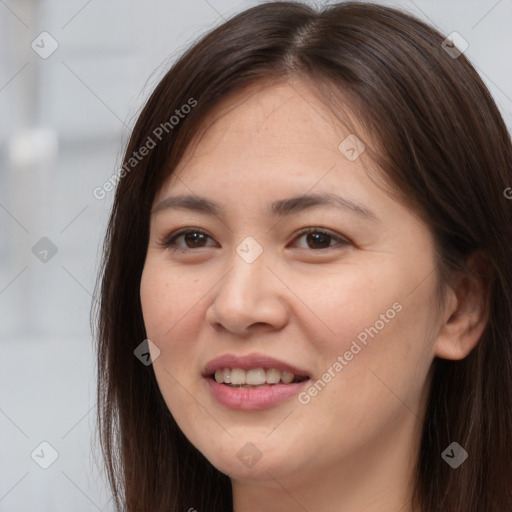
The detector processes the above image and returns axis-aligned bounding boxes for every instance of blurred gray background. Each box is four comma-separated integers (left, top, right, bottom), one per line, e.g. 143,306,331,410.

1,0,511,510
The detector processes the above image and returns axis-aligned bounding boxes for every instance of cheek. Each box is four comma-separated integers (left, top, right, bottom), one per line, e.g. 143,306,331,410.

140,263,203,413
140,261,200,341
140,261,214,389
286,261,403,356
293,260,436,404
140,264,167,340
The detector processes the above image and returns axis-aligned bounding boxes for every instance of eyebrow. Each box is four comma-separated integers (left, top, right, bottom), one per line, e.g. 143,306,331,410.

151,192,379,222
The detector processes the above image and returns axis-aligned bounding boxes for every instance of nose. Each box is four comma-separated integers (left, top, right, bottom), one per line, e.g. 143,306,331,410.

205,249,289,336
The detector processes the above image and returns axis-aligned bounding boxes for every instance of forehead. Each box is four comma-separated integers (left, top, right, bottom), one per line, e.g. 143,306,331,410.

149,81,433,252
156,80,376,197
182,80,348,159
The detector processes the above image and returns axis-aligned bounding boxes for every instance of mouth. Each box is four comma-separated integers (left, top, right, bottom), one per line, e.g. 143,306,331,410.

210,367,310,388
202,354,311,410
202,353,312,403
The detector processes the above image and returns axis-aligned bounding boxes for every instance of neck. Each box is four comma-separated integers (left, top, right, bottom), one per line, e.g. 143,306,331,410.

232,410,423,512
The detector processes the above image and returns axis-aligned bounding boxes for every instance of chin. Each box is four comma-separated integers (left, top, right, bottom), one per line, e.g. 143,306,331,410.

211,455,284,482
199,437,307,483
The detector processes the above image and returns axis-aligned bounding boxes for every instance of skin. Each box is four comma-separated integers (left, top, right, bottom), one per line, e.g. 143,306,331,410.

140,79,488,512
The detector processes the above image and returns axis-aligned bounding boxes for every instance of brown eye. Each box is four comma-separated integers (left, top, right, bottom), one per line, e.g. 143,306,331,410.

159,227,349,252
305,232,332,249
160,229,215,250
293,228,349,251
182,232,208,248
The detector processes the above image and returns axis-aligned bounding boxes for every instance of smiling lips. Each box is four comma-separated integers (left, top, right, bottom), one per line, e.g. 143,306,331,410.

203,352,311,383
214,367,306,387
203,353,311,409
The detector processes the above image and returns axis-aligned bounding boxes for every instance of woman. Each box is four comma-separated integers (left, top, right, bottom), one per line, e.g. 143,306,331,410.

93,2,512,511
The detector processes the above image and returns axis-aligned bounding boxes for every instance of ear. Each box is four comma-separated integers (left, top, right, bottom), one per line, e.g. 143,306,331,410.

434,251,491,360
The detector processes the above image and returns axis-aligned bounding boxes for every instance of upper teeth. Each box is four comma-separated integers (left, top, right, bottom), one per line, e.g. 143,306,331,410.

214,367,297,385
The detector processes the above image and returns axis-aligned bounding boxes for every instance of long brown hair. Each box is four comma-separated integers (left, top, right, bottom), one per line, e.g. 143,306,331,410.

93,2,512,510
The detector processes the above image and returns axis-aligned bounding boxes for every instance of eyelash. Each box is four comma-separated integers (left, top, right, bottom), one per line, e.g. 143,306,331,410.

158,227,350,252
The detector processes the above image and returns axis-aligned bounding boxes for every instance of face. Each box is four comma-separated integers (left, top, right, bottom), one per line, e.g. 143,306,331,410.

140,80,444,488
